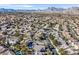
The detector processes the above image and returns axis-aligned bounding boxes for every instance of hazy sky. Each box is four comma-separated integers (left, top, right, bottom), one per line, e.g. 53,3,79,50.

0,4,79,10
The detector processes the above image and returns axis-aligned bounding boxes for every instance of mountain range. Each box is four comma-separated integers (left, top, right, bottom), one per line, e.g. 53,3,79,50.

0,7,79,14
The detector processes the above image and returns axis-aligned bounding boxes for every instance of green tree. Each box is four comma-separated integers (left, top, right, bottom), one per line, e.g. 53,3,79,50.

19,35,24,41
15,30,20,37
49,34,55,40
58,48,65,55
2,31,7,35
63,36,68,41
52,39,58,46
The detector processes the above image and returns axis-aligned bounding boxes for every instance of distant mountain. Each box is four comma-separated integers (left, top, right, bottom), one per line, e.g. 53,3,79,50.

63,7,79,14
46,7,65,11
0,7,66,12
68,7,79,10
0,8,16,12
16,9,37,12
0,8,37,12
0,7,79,14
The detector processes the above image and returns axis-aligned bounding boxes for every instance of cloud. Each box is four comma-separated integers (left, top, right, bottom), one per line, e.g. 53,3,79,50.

23,5,33,7
11,4,33,7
